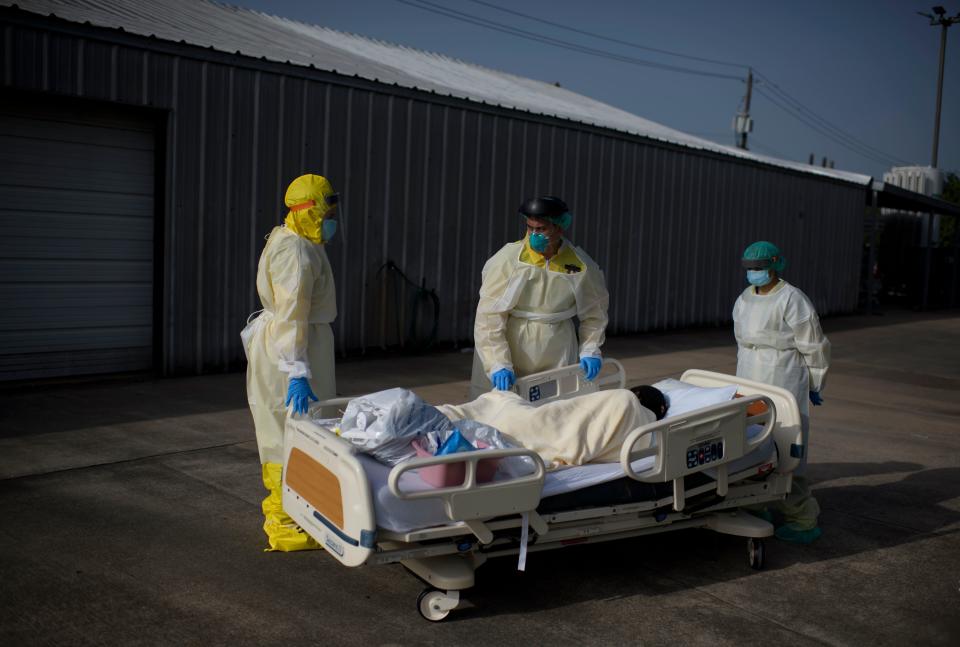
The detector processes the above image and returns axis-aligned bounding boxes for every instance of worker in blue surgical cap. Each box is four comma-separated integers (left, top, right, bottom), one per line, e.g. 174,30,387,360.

470,196,610,399
733,241,831,544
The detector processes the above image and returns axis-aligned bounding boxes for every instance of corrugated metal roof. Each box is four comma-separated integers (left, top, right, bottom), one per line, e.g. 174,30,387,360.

5,0,873,186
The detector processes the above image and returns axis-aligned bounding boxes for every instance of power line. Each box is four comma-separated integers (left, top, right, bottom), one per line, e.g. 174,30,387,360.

754,87,904,167
463,0,749,70
754,88,894,165
753,70,911,166
756,88,907,167
394,0,744,80
395,0,913,168
463,0,909,165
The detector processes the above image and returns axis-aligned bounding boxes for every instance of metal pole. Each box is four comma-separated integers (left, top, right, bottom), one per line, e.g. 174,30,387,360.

920,8,959,167
922,212,933,310
953,216,959,307
866,189,879,316
931,22,948,167
736,69,753,150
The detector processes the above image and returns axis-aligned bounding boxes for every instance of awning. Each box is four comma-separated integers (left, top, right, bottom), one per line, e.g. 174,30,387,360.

869,180,960,217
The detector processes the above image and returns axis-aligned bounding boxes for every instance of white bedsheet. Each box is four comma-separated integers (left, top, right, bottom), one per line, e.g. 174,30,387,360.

363,423,773,533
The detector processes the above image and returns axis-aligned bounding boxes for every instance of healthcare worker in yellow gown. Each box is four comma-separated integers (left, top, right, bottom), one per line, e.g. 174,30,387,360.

733,241,830,544
470,196,609,400
243,174,339,552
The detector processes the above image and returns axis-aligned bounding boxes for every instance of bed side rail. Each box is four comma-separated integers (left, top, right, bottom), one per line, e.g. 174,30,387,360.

512,358,626,404
282,417,376,567
680,369,803,474
387,449,547,543
619,395,776,511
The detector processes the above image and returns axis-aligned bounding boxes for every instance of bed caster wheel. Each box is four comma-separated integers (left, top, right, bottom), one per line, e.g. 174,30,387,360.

747,538,765,570
417,587,460,622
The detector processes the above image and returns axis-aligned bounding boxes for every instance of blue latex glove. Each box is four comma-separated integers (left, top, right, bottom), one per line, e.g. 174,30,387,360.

491,368,515,391
809,391,823,406
285,377,318,415
436,429,476,456
580,357,602,381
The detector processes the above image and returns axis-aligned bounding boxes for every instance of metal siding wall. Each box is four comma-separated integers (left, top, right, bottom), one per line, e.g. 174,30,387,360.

606,139,626,334
170,57,200,372
1,18,868,376
456,110,481,342
201,63,228,369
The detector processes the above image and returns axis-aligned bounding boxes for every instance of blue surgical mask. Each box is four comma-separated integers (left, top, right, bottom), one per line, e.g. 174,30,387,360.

746,269,771,287
529,232,549,253
322,219,338,243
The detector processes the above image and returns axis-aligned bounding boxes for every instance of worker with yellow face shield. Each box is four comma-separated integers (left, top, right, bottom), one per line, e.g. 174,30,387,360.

242,174,339,552
470,196,610,400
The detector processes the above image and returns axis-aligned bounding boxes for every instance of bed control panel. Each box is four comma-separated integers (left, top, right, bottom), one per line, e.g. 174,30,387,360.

686,438,724,468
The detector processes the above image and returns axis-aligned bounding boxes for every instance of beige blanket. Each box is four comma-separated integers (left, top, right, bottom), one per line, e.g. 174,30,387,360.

437,389,655,468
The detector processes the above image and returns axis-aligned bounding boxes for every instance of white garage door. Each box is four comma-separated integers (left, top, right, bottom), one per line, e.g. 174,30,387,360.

0,98,156,381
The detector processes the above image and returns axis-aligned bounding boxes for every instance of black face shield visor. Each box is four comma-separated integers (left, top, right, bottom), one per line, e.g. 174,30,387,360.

741,257,773,271
518,196,567,219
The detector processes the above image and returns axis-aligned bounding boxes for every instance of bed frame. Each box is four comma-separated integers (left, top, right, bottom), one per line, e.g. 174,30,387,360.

281,361,802,621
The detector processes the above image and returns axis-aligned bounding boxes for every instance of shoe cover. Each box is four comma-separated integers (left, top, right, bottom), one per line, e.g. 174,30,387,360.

775,523,822,545
261,462,322,552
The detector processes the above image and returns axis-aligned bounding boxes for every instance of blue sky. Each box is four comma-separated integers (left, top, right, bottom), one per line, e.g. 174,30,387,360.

232,0,959,180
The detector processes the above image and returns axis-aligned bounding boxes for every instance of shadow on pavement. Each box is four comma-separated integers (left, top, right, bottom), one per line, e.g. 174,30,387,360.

449,461,960,620
0,373,249,438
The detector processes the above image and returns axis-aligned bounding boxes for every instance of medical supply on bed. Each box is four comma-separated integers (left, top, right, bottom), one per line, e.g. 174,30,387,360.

340,388,452,465
418,420,538,479
307,413,342,434
410,437,499,488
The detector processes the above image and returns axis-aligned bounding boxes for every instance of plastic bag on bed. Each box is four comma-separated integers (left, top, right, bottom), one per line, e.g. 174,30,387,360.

339,388,453,465
419,419,537,479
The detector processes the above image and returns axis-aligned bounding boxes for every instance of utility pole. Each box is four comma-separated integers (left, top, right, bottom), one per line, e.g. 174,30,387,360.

735,68,753,150
918,6,960,168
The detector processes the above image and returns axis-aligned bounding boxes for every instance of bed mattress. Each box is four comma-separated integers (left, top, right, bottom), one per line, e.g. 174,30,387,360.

361,424,774,533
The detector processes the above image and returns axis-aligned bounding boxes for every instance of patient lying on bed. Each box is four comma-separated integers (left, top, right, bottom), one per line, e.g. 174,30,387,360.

436,386,667,468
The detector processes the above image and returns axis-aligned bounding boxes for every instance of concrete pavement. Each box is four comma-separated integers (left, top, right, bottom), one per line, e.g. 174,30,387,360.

1,310,958,645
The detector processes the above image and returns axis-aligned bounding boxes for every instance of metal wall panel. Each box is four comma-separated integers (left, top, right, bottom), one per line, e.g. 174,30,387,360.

1,15,868,378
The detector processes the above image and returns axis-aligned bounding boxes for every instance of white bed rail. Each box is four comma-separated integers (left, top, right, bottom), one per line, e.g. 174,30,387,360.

290,394,548,551
513,358,626,404
681,370,803,475
619,395,777,511
387,449,547,543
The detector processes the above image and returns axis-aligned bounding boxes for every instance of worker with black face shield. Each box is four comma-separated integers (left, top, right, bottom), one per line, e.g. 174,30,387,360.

470,196,610,399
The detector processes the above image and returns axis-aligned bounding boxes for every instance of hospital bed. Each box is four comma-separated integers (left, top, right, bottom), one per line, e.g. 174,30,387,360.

281,360,803,621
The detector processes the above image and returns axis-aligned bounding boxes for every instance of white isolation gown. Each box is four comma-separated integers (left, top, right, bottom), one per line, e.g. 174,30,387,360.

733,278,830,531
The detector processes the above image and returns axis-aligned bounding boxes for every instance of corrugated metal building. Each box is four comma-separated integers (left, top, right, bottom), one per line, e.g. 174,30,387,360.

0,0,873,381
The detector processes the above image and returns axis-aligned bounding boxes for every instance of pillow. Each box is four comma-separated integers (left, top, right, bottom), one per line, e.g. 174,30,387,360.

650,378,738,418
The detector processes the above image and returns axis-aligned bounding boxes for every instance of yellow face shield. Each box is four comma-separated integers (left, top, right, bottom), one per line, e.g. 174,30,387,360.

283,174,339,244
